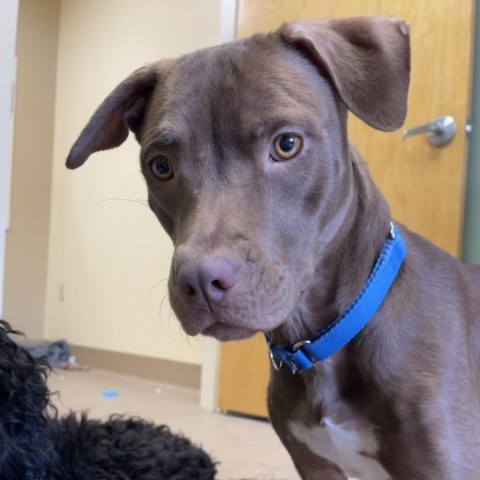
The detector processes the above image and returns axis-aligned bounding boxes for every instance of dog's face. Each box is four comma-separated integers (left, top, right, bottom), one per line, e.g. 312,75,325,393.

66,17,410,342
141,38,347,341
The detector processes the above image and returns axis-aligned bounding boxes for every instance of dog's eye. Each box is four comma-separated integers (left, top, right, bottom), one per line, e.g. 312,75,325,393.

271,134,303,161
151,156,174,181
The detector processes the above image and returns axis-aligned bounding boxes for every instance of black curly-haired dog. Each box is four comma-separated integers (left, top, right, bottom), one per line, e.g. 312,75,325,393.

0,320,216,480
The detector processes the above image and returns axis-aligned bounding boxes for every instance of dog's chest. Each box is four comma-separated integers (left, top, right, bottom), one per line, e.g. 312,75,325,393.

288,417,390,480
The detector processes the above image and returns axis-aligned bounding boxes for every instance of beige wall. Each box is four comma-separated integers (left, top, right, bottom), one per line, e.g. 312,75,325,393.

4,0,60,338
45,0,224,365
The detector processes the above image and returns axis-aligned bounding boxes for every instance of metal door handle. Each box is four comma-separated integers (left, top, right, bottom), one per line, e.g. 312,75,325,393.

403,115,456,146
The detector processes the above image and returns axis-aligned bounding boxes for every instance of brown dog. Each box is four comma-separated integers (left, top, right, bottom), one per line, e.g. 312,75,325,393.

66,16,480,480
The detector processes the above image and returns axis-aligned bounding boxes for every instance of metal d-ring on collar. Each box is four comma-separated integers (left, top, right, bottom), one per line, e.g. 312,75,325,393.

266,222,407,374
268,340,312,371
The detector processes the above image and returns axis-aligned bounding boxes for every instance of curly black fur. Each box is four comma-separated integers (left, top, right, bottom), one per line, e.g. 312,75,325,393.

48,414,215,480
0,320,217,480
0,320,54,479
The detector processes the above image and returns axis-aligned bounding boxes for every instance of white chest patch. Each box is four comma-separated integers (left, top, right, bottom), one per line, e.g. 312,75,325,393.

288,418,391,480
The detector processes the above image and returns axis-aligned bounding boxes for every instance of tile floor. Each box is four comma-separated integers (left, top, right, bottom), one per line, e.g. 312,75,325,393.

48,368,300,480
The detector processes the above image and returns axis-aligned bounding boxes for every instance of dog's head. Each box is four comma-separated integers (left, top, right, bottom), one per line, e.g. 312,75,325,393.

66,17,410,342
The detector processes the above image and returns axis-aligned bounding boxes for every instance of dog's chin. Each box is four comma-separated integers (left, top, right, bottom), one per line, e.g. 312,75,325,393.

179,316,259,340
201,323,258,341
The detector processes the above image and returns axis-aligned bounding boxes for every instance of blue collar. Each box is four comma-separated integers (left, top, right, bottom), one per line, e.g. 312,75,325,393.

267,223,407,374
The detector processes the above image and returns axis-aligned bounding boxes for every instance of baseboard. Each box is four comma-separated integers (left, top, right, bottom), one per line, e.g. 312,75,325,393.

70,345,201,390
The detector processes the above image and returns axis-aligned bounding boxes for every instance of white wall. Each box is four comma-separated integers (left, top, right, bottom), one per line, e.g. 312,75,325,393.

46,0,224,365
0,0,19,316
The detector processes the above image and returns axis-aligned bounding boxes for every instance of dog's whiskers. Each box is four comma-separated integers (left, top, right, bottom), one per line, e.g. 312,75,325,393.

98,198,149,207
157,291,171,321
154,250,175,262
145,279,168,306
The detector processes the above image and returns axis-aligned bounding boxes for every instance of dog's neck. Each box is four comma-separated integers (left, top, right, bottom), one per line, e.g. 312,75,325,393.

271,144,391,346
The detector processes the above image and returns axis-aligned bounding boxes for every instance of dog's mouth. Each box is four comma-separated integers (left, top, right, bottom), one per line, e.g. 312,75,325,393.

171,281,311,342
168,250,310,342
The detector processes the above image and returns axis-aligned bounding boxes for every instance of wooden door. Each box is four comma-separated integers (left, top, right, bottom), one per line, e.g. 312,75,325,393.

218,0,473,417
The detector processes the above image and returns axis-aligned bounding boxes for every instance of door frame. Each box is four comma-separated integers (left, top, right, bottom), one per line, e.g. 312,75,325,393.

0,0,19,316
463,1,480,263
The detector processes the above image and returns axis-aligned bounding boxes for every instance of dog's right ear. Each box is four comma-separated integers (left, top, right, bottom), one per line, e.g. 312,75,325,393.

280,16,410,132
66,65,158,169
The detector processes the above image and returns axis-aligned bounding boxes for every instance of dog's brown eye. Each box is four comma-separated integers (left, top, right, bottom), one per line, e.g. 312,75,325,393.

151,156,174,181
272,134,302,161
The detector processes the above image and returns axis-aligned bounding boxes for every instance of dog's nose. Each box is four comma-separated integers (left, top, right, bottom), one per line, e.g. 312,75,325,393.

176,258,239,307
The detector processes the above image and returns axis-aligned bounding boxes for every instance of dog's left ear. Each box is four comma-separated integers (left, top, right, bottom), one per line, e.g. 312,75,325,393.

66,65,158,169
280,16,410,131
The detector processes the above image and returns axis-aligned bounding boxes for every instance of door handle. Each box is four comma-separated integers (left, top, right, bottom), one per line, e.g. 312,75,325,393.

403,115,456,147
